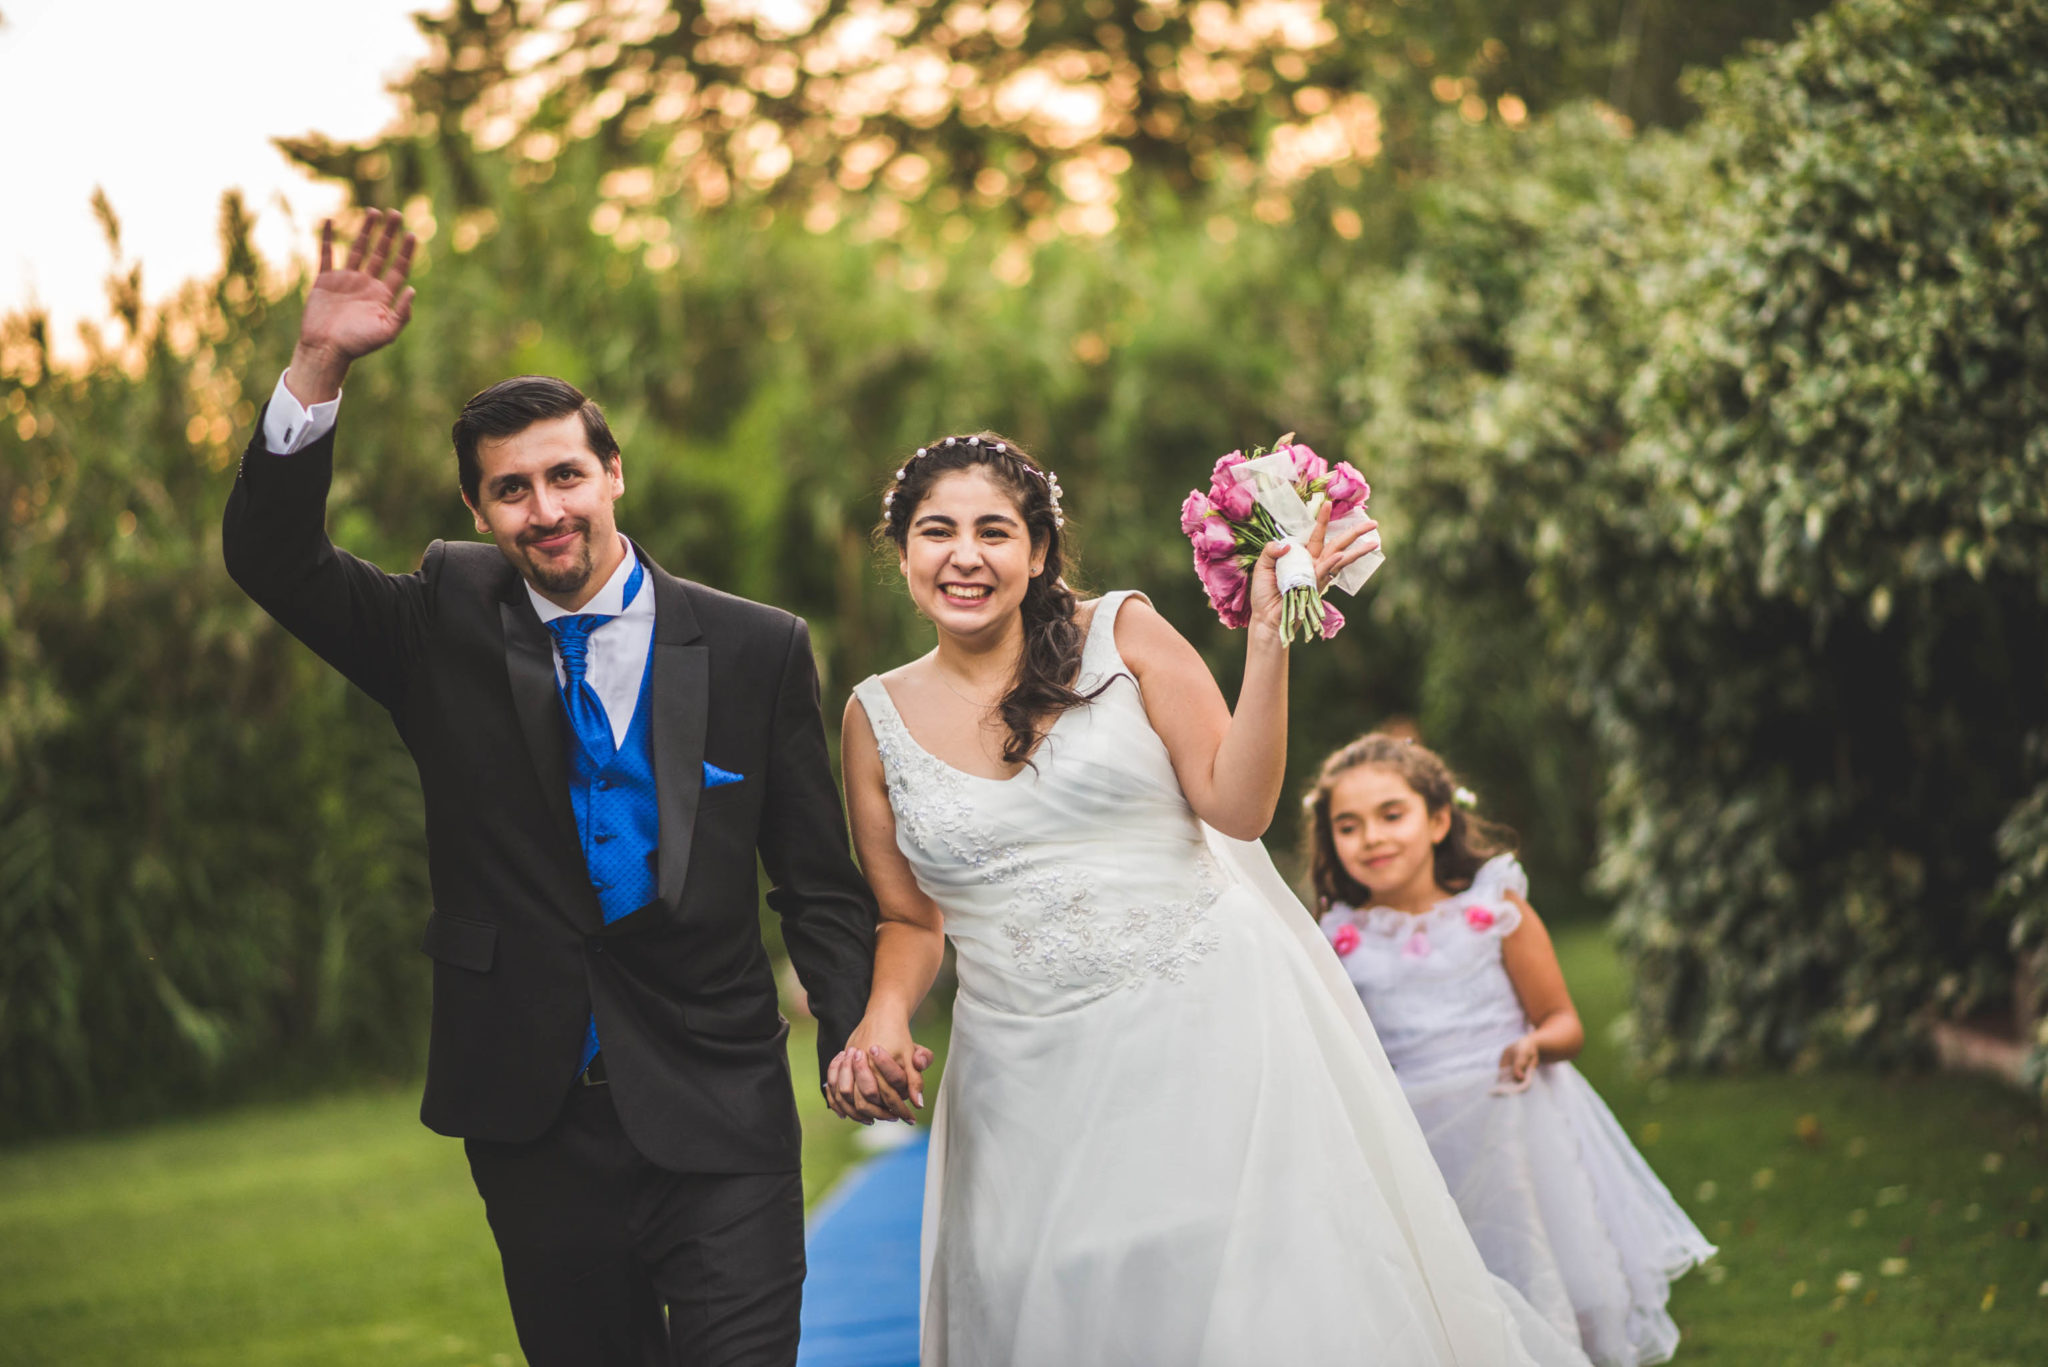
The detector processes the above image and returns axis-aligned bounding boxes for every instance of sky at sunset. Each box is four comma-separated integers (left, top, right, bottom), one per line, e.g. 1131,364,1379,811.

0,0,432,353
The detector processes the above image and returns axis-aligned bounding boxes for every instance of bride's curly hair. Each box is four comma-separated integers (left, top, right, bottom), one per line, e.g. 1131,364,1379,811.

877,432,1106,766
1302,733,1517,912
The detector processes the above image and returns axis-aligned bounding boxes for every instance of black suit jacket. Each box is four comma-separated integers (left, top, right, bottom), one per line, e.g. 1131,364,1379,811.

223,414,876,1173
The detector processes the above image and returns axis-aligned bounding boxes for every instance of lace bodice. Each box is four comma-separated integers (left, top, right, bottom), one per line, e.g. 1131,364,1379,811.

852,592,1224,1015
1321,854,1533,1081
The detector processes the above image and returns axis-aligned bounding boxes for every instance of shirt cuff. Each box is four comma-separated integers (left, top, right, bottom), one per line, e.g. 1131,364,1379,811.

261,370,341,454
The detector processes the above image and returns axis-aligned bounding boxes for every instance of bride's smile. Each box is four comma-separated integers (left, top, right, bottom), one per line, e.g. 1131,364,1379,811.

899,467,1047,639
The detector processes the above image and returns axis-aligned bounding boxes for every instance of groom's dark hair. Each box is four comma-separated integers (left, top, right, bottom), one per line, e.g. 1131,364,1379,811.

453,376,619,503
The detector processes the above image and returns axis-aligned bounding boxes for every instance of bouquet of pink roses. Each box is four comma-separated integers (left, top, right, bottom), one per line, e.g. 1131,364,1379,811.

1180,435,1381,645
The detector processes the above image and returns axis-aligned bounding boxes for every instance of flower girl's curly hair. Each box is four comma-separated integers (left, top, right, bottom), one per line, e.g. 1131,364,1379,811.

877,432,1105,767
1302,733,1518,912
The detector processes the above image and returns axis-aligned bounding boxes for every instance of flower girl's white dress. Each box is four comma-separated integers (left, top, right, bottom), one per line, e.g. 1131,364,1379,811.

852,592,1591,1367
1321,855,1716,1366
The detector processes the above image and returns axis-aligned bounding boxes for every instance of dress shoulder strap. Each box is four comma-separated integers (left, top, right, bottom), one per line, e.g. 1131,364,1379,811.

851,675,902,734
1080,589,1150,679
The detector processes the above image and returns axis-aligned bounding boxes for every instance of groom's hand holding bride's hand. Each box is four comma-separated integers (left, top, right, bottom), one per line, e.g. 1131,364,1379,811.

825,1017,933,1125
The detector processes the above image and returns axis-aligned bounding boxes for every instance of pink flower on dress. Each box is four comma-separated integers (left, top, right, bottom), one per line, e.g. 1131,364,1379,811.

1403,929,1432,959
1465,906,1497,932
1330,923,1361,958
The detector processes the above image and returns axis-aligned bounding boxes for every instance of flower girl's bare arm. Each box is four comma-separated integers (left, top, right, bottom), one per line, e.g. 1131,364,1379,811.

1498,890,1586,1079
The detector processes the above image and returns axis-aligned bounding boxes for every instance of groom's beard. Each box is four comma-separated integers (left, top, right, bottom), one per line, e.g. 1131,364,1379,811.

518,519,596,595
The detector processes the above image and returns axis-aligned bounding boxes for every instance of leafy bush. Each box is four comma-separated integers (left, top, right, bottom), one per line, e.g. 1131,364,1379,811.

1358,0,2048,1068
1991,743,2048,1101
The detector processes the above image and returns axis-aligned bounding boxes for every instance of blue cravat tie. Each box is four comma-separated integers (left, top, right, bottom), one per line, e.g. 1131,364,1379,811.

543,558,645,765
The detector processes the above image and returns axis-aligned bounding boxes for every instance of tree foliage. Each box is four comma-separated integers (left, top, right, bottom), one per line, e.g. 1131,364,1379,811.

6,0,2043,1136
284,0,1823,235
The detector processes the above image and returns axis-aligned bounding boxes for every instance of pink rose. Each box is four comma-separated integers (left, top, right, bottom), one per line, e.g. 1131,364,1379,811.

1208,460,1257,522
1180,489,1215,537
1402,929,1432,959
1331,923,1361,957
1465,906,1497,932
1219,575,1250,628
1281,442,1328,489
1189,515,1237,560
1319,601,1345,638
1196,553,1251,629
1322,461,1370,513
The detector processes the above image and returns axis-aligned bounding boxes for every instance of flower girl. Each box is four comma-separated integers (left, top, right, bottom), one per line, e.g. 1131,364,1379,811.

1306,733,1715,1366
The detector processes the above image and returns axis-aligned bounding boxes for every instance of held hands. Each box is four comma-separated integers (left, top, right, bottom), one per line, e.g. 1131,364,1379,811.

1246,503,1381,640
825,1014,934,1125
287,209,418,405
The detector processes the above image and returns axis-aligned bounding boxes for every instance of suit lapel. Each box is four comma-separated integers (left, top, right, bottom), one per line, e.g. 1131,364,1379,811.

499,590,582,862
647,558,708,913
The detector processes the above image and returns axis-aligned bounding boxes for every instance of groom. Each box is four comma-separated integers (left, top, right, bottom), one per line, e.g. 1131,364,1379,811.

223,209,878,1366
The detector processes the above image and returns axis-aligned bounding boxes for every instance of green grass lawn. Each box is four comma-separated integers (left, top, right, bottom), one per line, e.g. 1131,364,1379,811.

1562,927,2048,1366
2,932,2044,1365
0,1022,876,1367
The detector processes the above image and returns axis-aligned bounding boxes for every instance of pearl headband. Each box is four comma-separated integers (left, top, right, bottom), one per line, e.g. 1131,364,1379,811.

884,434,1066,528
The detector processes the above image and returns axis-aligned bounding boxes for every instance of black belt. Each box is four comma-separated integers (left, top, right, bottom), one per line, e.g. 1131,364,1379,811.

578,1053,609,1087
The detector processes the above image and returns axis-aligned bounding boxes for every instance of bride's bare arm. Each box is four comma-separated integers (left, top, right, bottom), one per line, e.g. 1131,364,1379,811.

828,694,947,1123
1115,593,1289,840
1121,512,1379,840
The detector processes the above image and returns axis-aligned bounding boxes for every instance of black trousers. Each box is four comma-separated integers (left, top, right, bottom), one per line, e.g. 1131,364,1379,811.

465,1078,805,1367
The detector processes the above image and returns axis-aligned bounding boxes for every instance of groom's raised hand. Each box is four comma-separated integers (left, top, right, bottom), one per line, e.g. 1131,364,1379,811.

286,208,418,407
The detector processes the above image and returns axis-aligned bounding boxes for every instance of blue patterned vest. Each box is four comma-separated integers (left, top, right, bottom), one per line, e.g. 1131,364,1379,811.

569,646,659,1070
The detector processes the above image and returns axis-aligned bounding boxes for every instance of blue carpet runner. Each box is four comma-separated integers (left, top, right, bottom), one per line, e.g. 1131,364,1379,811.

797,1134,928,1366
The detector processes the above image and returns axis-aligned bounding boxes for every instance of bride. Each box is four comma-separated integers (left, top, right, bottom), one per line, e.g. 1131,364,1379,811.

826,433,1590,1367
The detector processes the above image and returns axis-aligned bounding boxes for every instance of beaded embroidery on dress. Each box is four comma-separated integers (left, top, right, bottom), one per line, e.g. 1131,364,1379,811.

852,592,1593,1367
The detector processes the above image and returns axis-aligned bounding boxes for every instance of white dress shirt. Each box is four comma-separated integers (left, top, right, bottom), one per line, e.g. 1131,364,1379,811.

261,370,341,454
262,370,654,746
525,538,656,748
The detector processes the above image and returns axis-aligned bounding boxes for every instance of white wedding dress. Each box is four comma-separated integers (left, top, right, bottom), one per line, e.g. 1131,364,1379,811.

850,592,1593,1367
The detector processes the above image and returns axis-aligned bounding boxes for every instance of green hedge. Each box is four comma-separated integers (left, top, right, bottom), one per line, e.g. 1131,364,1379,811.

1357,0,2048,1069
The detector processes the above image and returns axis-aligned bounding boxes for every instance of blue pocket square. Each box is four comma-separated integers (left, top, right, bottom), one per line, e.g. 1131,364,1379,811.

703,762,745,790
